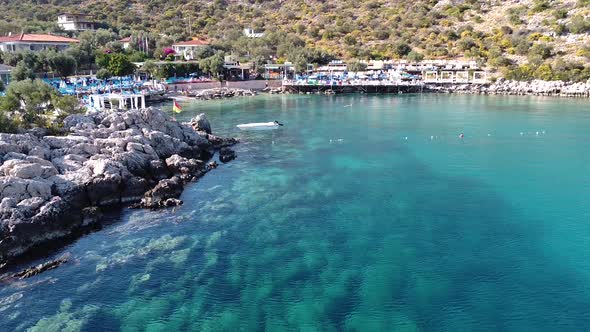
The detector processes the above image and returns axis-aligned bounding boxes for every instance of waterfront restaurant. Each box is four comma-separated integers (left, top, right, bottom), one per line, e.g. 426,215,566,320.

223,56,251,81
264,63,297,79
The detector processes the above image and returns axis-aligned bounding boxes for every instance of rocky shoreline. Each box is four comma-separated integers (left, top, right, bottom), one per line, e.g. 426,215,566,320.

190,88,257,100
427,79,590,98
0,108,237,269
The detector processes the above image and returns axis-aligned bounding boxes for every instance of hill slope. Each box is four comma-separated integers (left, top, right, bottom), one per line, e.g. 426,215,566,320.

0,0,589,72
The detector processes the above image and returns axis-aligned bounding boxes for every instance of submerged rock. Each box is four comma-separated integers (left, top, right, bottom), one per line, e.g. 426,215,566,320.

219,147,237,163
0,107,238,267
0,255,69,281
135,176,184,209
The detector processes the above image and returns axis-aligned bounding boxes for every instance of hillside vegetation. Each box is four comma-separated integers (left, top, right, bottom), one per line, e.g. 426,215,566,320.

0,0,590,80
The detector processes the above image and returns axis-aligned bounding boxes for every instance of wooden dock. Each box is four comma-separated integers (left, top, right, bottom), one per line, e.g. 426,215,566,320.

282,81,427,94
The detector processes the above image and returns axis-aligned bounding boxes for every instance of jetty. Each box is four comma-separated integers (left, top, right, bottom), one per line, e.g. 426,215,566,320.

283,80,426,94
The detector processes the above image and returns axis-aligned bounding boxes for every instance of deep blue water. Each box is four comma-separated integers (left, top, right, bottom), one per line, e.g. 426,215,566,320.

2,94,590,331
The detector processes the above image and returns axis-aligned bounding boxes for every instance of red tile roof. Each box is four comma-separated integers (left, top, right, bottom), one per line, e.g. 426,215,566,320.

172,39,209,46
0,34,79,43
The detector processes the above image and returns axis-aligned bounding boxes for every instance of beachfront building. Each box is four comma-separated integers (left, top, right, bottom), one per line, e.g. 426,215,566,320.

243,28,264,38
0,33,79,53
263,62,302,79
172,39,209,61
223,56,251,81
57,13,96,32
0,64,13,85
317,60,349,72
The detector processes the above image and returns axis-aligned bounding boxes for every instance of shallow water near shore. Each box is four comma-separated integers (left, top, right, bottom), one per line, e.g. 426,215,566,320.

2,94,590,331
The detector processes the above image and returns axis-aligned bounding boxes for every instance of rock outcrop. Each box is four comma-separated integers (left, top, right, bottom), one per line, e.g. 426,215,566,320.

0,108,238,268
0,254,69,282
219,147,237,163
190,88,257,100
192,113,212,134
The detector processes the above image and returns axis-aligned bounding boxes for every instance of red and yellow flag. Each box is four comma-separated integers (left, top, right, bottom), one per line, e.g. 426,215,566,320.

173,100,182,113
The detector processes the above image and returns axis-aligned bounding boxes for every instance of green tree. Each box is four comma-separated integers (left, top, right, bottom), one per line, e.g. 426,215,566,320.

141,60,158,78
51,94,83,118
393,42,411,57
528,43,553,60
1,79,55,126
407,51,424,62
347,61,367,72
199,53,225,80
48,53,77,78
534,64,554,80
96,68,112,80
0,79,82,131
95,51,112,69
11,61,35,81
503,64,535,81
107,53,136,77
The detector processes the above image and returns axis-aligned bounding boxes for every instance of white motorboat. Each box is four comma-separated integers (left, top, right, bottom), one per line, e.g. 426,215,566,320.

236,121,283,130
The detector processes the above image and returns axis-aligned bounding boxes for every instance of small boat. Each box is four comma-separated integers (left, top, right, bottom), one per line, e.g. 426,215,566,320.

237,121,283,130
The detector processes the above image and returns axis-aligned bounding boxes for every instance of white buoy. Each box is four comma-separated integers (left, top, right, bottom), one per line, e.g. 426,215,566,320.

536,131,539,135
404,137,408,140
487,133,491,137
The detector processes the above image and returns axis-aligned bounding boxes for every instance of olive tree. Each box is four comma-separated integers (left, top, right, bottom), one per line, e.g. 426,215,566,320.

48,53,77,78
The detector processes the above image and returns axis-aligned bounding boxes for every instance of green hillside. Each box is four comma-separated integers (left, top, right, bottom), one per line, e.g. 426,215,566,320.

0,0,590,79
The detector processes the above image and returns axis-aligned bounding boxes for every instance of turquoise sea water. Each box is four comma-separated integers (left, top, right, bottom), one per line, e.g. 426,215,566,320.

2,94,590,331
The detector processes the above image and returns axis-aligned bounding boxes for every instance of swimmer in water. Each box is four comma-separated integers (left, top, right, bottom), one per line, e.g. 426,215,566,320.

459,133,464,139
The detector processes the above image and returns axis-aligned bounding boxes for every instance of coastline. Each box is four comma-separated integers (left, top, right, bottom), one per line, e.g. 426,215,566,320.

0,108,237,270
427,79,590,98
280,79,590,98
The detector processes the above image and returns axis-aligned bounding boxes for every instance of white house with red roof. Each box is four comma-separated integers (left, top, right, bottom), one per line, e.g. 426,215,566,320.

171,38,210,60
57,13,96,32
0,33,79,53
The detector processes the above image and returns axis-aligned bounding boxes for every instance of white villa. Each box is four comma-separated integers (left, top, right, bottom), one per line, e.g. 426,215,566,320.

171,39,210,61
57,13,96,32
0,33,79,53
243,28,264,38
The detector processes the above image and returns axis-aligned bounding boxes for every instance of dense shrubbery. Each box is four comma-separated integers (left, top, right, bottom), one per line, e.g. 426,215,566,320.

503,61,590,82
0,79,83,133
